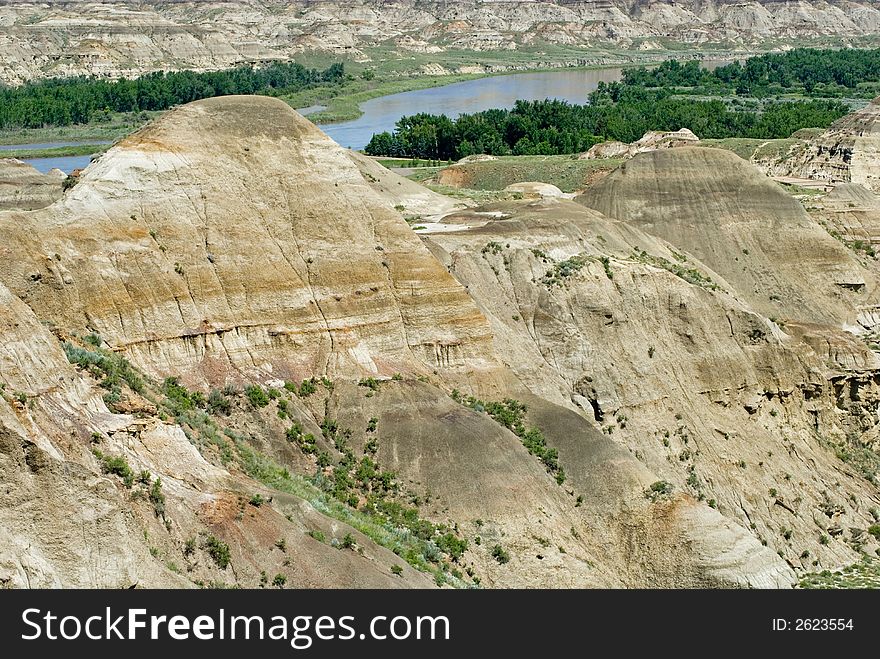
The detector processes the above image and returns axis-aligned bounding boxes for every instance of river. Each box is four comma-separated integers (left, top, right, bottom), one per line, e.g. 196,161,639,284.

319,67,625,150
12,61,735,172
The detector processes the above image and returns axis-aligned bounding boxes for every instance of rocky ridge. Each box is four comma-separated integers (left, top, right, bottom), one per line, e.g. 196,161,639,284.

2,1,880,83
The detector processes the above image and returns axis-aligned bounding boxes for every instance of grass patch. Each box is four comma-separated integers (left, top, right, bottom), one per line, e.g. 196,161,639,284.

632,249,719,291
799,557,880,589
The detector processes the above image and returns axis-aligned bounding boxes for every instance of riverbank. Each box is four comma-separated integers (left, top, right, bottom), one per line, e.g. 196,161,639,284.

284,47,752,125
0,48,745,148
0,144,108,160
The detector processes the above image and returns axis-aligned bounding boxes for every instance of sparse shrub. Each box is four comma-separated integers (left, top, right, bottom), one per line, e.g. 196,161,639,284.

491,544,510,564
272,574,287,589
481,241,503,256
644,480,673,501
205,389,232,416
296,378,317,397
436,533,468,561
245,385,270,408
93,449,134,487
868,524,880,540
341,533,356,549
149,477,166,518
64,342,145,395
308,530,326,543
204,535,231,569
358,377,380,392
367,417,378,433
249,494,265,507
391,564,403,576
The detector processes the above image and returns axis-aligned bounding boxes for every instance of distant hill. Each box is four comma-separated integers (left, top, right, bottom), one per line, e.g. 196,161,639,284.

2,0,880,83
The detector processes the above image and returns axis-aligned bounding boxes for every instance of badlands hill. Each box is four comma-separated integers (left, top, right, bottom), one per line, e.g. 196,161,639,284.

2,1,880,83
578,147,876,325
1,96,879,589
779,99,880,193
0,160,64,211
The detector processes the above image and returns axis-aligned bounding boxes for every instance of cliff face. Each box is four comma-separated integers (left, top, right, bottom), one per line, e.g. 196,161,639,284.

1,1,880,83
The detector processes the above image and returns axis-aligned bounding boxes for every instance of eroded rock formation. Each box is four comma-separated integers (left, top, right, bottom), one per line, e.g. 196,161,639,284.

2,1,880,83
2,96,878,589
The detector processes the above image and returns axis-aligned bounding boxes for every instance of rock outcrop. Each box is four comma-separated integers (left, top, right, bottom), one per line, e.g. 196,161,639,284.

580,128,700,160
0,96,806,589
778,98,880,192
423,194,880,584
578,147,876,325
0,159,64,210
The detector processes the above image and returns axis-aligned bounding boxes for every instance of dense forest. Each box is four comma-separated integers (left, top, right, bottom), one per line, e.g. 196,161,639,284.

0,61,345,129
364,88,848,160
365,48,880,160
623,48,880,98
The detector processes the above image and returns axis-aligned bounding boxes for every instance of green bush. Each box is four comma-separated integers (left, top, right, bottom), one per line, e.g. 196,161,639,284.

207,389,232,415
204,535,231,569
644,480,673,501
491,544,510,564
149,477,166,517
436,533,468,561
63,342,145,395
358,377,380,392
162,377,204,413
245,385,270,408
93,449,134,487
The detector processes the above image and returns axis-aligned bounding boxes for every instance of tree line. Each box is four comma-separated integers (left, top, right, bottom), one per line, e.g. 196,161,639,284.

365,84,848,160
622,48,880,97
0,61,346,129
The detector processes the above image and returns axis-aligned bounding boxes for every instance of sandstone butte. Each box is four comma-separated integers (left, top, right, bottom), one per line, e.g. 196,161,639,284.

1,95,879,589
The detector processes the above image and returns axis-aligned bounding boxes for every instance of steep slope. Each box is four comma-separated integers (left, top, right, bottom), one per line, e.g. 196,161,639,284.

0,276,436,588
0,96,496,384
3,1,880,83
0,96,796,588
578,147,877,326
423,196,880,577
